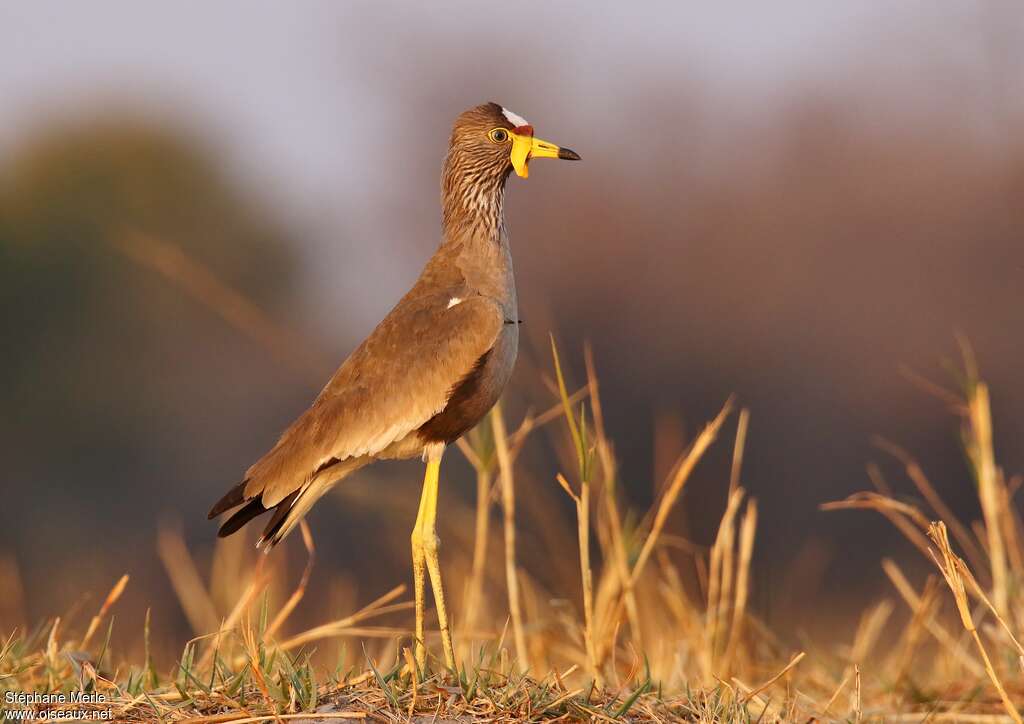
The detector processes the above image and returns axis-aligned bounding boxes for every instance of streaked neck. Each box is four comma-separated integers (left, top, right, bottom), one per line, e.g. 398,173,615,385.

440,153,509,245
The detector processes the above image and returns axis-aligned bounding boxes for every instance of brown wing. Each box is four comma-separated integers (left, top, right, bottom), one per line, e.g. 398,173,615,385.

210,292,504,516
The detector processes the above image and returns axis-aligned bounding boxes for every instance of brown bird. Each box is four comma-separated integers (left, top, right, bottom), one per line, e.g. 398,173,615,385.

208,102,579,670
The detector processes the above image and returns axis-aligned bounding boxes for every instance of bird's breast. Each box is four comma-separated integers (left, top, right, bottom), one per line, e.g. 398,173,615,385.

416,322,518,446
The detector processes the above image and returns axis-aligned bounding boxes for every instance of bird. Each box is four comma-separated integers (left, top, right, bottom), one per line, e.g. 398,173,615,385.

208,102,580,671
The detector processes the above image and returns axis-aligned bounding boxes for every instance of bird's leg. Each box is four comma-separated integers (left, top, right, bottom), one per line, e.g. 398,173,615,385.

419,457,458,672
411,466,431,671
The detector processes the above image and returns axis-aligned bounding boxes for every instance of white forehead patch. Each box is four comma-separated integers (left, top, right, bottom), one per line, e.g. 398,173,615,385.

501,107,529,128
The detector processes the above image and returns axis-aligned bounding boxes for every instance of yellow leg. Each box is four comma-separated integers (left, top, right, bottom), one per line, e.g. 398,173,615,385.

411,466,431,670
411,457,457,671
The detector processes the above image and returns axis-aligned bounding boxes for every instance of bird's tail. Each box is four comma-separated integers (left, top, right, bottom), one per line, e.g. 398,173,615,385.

209,457,367,551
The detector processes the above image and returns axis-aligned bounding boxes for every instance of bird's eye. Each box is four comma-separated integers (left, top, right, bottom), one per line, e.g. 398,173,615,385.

488,128,509,144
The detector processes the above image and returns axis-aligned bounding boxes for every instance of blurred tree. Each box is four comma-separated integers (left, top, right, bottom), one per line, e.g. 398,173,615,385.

1,119,297,419
0,118,301,592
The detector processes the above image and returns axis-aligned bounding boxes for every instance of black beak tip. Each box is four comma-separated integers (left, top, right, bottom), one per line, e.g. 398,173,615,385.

559,147,581,161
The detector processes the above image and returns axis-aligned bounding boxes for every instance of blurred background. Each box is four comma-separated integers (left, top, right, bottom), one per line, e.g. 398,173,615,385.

2,1,1023,656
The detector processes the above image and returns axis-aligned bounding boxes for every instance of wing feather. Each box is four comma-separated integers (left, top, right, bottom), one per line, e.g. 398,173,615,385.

245,293,504,507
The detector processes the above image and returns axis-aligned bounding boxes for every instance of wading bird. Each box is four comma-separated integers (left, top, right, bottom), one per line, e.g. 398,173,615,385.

208,102,579,670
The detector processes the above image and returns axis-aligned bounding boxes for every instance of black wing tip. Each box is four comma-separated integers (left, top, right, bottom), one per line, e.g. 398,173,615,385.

211,472,318,548
216,497,268,538
211,483,303,548
256,489,302,548
208,480,249,519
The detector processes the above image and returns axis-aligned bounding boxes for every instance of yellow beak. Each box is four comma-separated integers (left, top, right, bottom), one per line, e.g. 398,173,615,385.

510,132,580,178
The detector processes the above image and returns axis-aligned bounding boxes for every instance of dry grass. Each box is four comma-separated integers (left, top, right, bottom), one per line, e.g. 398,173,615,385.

5,346,1022,722
3,240,1024,721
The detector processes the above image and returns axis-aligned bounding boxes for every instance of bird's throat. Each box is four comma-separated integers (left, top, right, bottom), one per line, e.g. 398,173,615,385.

441,158,509,246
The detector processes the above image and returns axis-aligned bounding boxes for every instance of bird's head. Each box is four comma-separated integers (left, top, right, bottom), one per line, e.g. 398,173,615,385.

448,102,580,180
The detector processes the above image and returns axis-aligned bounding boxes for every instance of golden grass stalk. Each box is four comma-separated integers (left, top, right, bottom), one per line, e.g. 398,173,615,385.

965,383,1010,617
265,520,315,640
737,650,805,705
954,551,1024,660
456,421,495,646
401,646,418,716
277,585,408,651
820,671,850,719
461,464,493,639
556,473,600,684
707,487,744,671
631,398,734,585
853,664,862,723
197,565,267,670
158,523,221,636
80,574,129,651
584,345,643,654
457,392,579,651
889,571,939,683
849,599,893,667
45,617,61,691
549,339,600,683
873,437,988,577
490,402,528,672
928,521,1021,724
722,498,757,675
728,409,750,498
238,611,276,715
548,337,586,476
821,492,934,559
706,412,755,678
881,558,983,677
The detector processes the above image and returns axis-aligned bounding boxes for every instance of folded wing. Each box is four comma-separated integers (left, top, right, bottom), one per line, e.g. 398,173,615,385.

209,293,504,523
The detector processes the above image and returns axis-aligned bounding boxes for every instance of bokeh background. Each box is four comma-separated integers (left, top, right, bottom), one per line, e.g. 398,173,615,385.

2,1,1023,654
